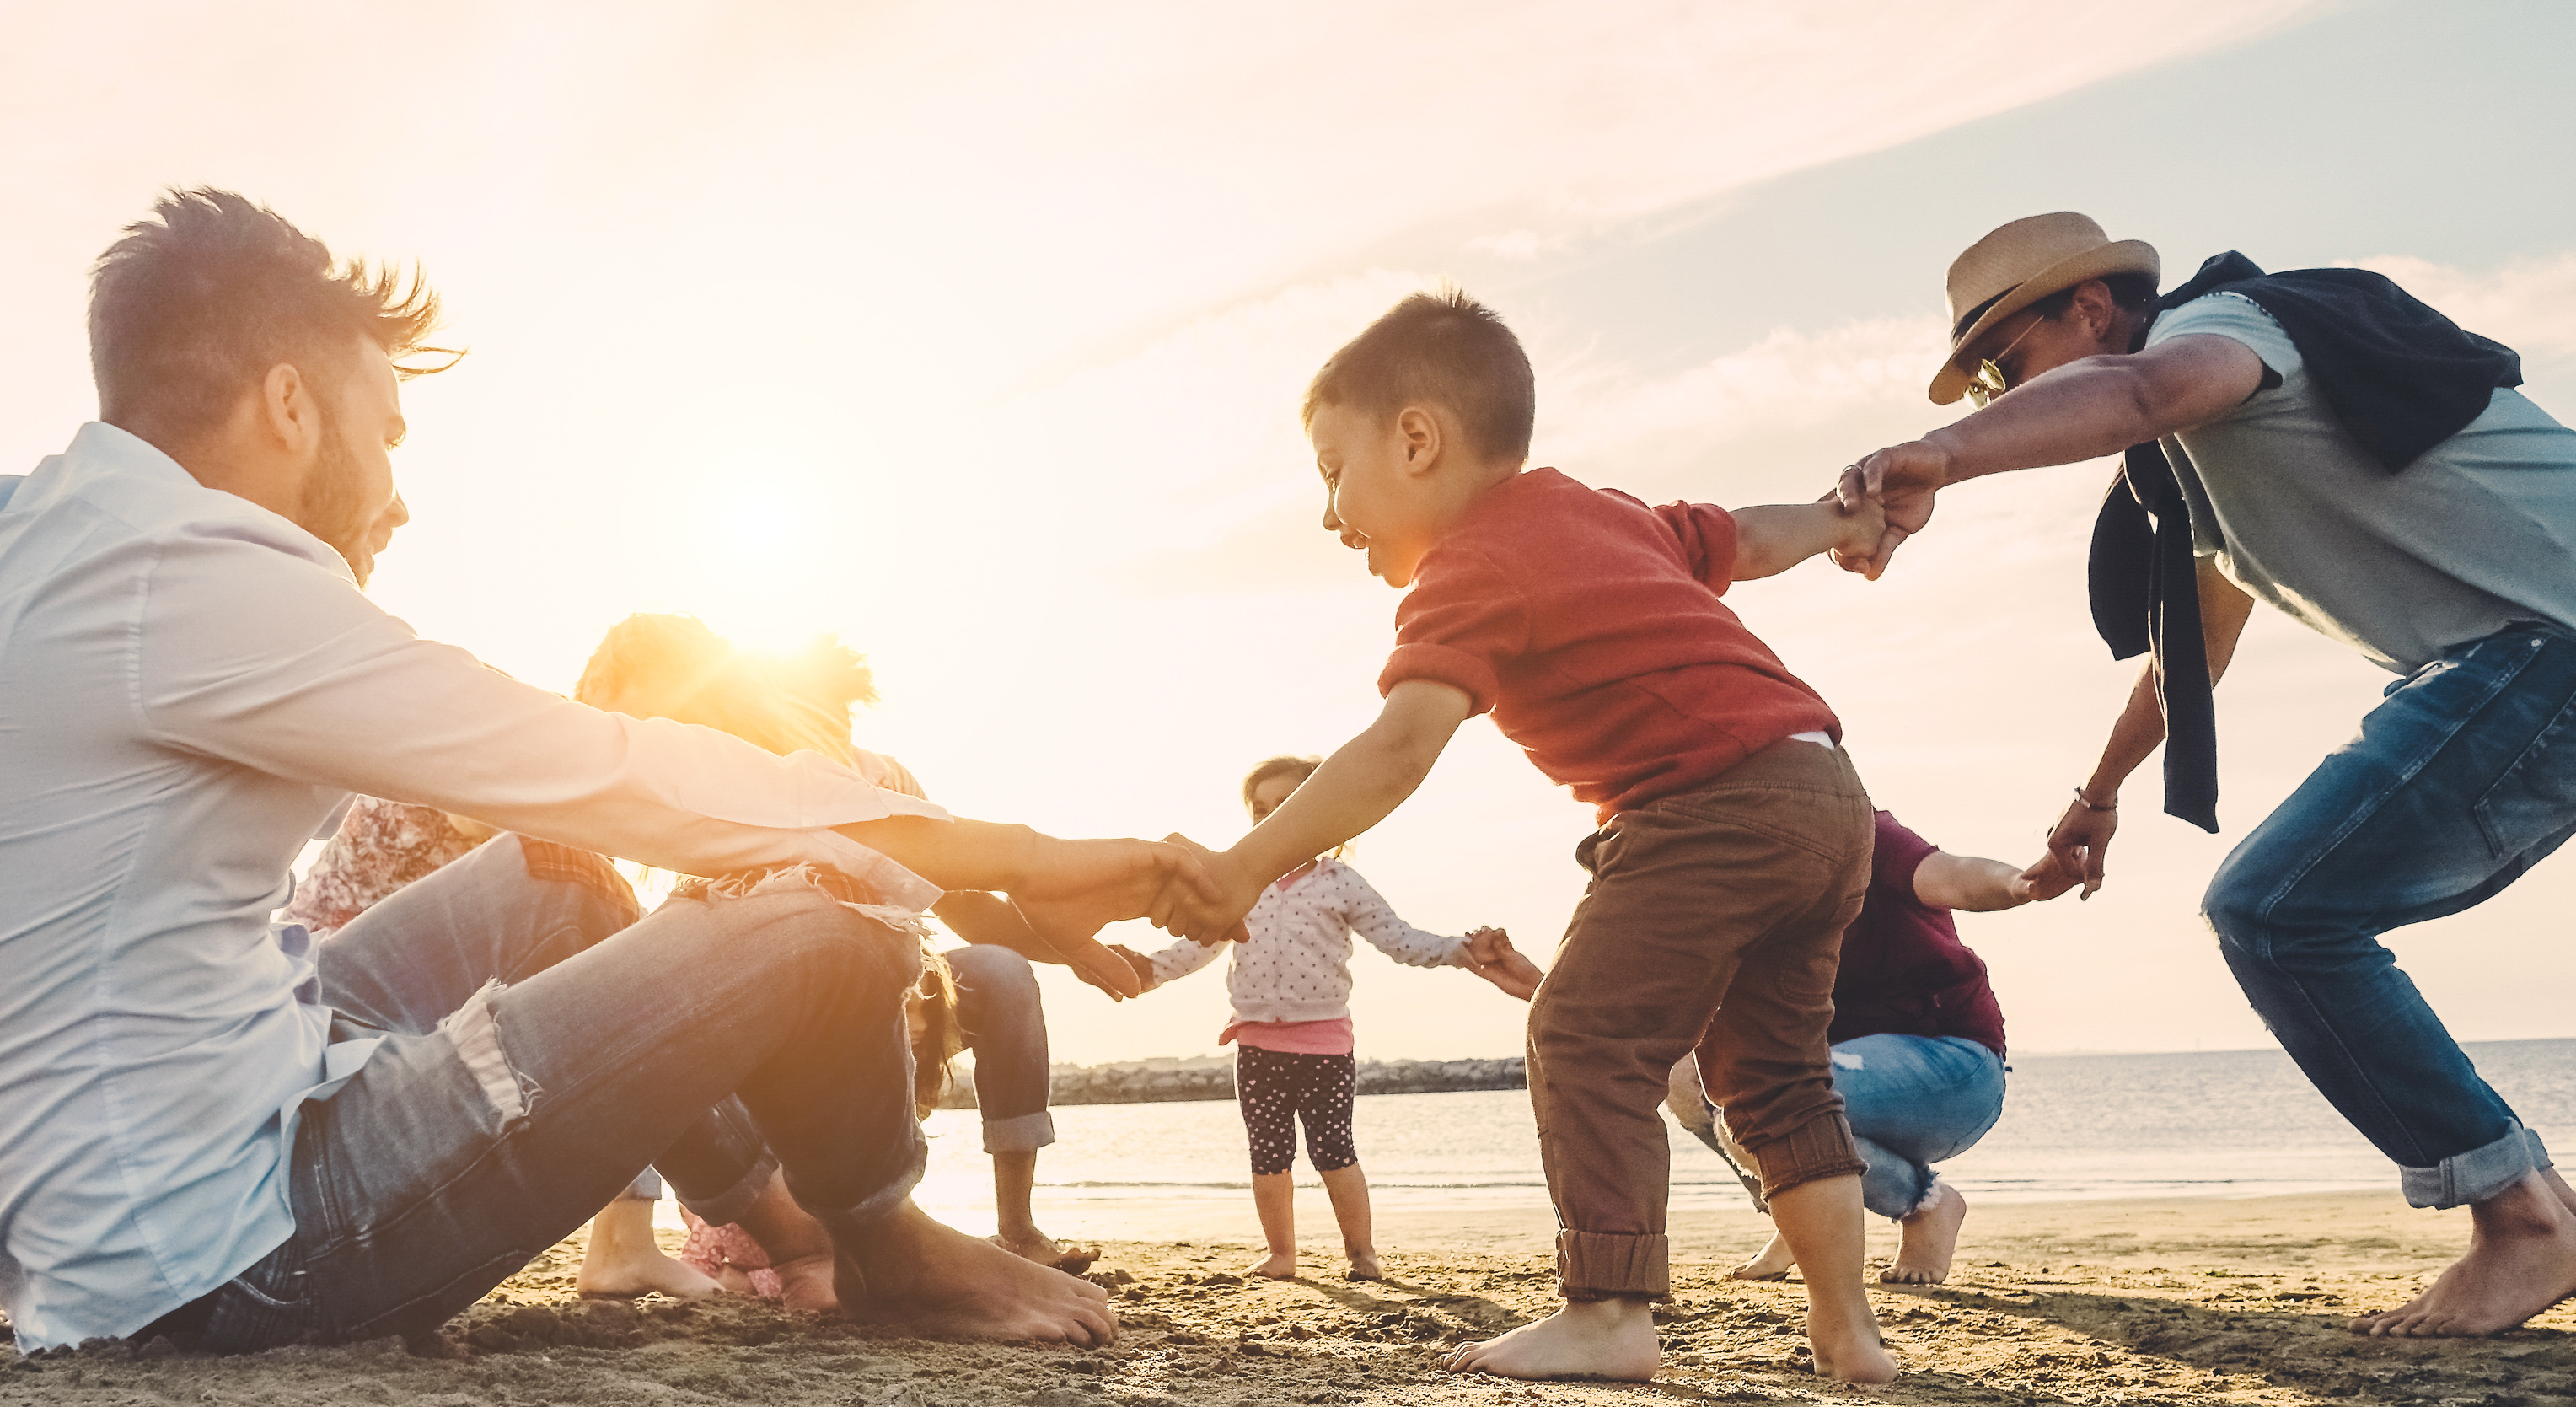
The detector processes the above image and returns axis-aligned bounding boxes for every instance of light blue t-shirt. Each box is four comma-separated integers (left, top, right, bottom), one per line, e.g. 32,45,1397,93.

2146,292,2576,673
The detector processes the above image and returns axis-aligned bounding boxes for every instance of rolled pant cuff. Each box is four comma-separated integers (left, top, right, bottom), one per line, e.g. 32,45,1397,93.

982,1110,1057,1155
1746,1109,1868,1200
2402,1122,2549,1210
1555,1230,1670,1302
676,1152,781,1227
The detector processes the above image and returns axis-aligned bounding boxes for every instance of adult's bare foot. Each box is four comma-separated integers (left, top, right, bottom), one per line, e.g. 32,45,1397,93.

1730,1230,1795,1282
576,1203,722,1301
1884,1180,1968,1285
2349,1173,2576,1338
1346,1250,1383,1281
836,1199,1117,1345
1442,1297,1659,1382
1246,1250,1297,1281
989,1230,1099,1275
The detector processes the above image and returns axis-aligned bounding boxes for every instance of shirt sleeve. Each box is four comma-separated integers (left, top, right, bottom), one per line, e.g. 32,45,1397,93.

2146,291,2302,381
1870,811,1942,910
1649,498,1741,595
131,530,949,910
1333,865,1469,969
1378,546,1527,716
1144,933,1225,988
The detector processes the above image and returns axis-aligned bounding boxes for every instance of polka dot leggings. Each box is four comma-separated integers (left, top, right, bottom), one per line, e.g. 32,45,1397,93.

1235,1046,1357,1177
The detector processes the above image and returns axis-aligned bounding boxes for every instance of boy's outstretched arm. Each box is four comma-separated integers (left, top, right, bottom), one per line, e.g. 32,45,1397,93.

1729,497,1885,582
1152,679,1476,941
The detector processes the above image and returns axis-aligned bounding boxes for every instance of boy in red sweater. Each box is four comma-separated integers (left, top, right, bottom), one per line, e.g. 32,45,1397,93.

1152,291,1894,1384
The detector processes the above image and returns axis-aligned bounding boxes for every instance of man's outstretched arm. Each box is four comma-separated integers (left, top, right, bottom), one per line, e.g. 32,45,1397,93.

1834,333,2269,577
1151,679,1476,941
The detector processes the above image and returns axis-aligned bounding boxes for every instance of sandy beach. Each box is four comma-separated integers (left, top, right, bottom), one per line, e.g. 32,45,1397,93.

5,1189,2571,1405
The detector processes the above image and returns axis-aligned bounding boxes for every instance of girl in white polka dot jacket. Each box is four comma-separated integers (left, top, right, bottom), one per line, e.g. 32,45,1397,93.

1114,755,1520,1282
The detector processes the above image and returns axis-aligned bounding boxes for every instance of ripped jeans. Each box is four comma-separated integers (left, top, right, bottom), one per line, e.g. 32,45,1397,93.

149,834,926,1351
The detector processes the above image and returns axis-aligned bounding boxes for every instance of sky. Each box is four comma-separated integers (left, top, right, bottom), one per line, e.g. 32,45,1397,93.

5,0,2574,1064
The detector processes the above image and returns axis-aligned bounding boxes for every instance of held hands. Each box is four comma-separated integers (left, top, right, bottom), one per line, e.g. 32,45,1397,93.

1462,926,1544,1002
2010,849,2085,905
1144,833,1257,948
1829,439,1951,579
1008,836,1232,1000
2039,794,2120,900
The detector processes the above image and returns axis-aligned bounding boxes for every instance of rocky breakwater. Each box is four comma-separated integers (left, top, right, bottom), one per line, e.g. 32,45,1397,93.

936,1055,1527,1109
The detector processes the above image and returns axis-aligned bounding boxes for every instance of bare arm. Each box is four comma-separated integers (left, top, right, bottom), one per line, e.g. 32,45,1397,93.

2046,561,2257,895
1152,679,1475,941
1729,499,1884,582
1913,851,2032,911
1835,334,2269,577
931,889,1046,950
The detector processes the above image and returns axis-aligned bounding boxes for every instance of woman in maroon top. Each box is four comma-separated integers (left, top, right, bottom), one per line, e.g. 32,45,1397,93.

1679,811,2074,1285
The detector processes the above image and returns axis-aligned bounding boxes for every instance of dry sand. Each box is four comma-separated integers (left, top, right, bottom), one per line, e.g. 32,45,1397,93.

5,1190,2572,1405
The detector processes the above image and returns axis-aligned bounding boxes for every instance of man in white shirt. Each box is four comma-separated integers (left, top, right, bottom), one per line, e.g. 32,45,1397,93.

0,189,1184,1352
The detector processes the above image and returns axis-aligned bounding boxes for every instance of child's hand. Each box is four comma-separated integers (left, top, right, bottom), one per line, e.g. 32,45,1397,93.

2011,851,2084,905
1827,486,1887,564
1464,926,1513,967
1467,941,1544,1002
1147,832,1259,945
1107,942,1156,991
1006,836,1229,999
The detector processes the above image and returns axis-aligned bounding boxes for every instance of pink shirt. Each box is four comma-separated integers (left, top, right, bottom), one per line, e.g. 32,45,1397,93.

1222,1015,1355,1055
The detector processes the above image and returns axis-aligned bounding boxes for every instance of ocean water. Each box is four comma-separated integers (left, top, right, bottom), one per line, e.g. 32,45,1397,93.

904,1038,2576,1225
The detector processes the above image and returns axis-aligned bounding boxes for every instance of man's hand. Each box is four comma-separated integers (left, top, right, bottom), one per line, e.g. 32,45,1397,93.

1832,439,1951,579
2042,797,2120,900
1006,838,1230,998
2010,850,2085,905
1107,942,1155,991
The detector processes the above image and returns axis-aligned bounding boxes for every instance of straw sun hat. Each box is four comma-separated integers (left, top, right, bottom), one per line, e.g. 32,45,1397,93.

1928,212,2160,405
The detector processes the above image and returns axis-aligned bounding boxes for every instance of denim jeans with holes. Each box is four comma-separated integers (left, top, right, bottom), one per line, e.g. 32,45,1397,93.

154,835,925,1351
2205,622,2569,1209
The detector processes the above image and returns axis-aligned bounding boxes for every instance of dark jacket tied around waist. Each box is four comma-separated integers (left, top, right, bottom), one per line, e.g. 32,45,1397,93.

2086,251,2524,832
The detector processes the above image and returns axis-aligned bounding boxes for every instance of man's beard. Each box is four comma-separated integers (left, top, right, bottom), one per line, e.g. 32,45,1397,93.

295,411,380,587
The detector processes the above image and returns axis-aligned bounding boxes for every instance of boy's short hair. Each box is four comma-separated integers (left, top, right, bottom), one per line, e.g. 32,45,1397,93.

1302,288,1534,465
89,187,450,451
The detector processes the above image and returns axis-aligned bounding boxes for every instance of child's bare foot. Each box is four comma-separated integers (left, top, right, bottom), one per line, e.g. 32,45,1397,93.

1730,1229,1795,1281
1246,1251,1297,1280
1346,1250,1383,1281
835,1199,1117,1344
1884,1180,1967,1285
1442,1297,1659,1382
2348,1173,2576,1337
1808,1296,1899,1383
576,1202,723,1300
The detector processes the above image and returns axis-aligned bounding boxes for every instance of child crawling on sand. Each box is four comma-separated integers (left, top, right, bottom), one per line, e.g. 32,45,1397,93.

1119,755,1516,1282
1150,289,1896,1383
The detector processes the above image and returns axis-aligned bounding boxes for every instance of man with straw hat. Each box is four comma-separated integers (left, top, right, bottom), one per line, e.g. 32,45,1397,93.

1836,211,2576,1338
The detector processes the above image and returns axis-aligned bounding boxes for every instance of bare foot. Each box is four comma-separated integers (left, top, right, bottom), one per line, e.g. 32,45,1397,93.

1808,1295,1899,1383
1442,1297,1659,1382
576,1203,722,1301
1730,1229,1795,1282
1346,1251,1383,1281
1246,1251,1297,1281
769,1252,840,1314
2349,1172,2576,1337
835,1199,1118,1345
1883,1180,1967,1285
989,1231,1100,1275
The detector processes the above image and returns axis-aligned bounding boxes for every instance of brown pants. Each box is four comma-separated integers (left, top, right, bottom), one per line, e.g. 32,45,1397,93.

1528,738,1873,1300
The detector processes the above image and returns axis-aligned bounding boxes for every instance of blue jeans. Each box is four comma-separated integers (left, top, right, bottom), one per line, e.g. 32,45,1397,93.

157,836,926,1351
944,945,1057,1155
1834,1034,2005,1220
2206,622,2567,1209
1679,1034,2003,1220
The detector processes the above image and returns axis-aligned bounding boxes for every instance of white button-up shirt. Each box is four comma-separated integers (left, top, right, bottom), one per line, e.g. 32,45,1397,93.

0,423,947,1348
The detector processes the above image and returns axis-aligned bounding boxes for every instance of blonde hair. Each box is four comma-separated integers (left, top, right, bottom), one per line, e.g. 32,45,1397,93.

573,614,874,760
1242,754,1349,859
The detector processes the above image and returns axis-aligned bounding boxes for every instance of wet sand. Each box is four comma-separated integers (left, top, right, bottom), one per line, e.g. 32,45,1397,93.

4,1190,2572,1405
